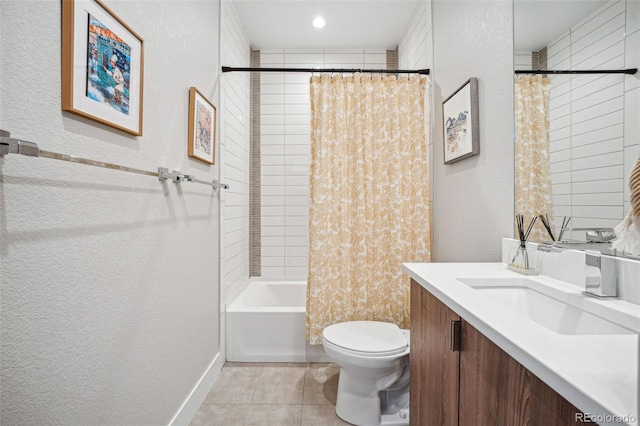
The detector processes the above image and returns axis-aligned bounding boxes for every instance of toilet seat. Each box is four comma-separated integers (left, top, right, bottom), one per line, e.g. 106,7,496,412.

323,321,408,357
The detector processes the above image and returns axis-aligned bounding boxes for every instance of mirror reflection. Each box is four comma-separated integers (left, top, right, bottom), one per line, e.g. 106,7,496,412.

513,0,639,249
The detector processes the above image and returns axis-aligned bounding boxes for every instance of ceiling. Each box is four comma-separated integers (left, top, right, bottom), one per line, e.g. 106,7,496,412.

231,0,610,52
232,0,422,50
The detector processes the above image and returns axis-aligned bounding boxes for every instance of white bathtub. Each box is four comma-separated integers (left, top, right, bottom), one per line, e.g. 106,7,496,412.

226,280,329,362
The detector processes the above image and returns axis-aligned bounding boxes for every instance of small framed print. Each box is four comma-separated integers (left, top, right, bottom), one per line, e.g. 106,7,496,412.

61,0,144,136
442,77,479,164
188,87,216,165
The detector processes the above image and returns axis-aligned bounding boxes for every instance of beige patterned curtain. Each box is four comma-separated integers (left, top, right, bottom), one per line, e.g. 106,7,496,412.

306,74,431,345
613,151,640,256
514,75,554,242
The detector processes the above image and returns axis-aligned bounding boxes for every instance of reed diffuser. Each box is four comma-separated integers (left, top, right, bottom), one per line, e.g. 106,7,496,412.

509,214,538,275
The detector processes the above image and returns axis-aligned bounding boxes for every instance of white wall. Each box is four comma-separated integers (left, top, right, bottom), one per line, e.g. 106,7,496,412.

431,0,515,262
547,0,640,236
0,1,223,424
259,49,387,278
220,2,251,305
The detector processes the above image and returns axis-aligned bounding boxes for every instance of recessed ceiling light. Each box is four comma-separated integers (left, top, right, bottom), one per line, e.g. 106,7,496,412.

312,16,326,29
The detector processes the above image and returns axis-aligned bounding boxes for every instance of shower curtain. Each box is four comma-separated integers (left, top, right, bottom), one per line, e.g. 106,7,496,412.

306,73,431,345
514,75,554,242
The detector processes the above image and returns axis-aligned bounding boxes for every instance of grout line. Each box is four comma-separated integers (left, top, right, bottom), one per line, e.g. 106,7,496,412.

249,363,263,403
301,362,309,406
298,403,304,426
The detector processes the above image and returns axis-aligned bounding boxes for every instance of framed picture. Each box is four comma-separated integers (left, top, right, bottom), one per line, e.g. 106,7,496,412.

61,0,144,136
442,77,479,164
188,87,217,165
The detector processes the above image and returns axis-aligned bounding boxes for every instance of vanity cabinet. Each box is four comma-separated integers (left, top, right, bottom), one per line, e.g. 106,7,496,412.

410,279,591,425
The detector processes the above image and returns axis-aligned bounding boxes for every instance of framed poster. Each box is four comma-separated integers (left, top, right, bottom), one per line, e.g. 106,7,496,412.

442,77,479,164
188,87,216,165
62,0,144,136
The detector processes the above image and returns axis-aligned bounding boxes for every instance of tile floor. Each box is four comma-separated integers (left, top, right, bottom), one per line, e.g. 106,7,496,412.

190,362,350,426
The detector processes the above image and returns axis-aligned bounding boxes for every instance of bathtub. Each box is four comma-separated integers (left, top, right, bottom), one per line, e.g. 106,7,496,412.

226,280,330,362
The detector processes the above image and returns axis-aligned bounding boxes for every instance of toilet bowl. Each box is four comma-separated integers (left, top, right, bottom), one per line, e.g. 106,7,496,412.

322,321,410,426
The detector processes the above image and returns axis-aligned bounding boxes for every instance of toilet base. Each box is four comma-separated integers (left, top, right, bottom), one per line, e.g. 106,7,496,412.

334,366,410,426
336,410,410,426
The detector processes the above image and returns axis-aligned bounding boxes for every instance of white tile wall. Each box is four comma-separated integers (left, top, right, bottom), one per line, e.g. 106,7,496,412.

259,49,388,278
624,2,640,219
547,0,638,239
398,0,434,256
398,0,432,70
514,51,532,70
221,1,251,302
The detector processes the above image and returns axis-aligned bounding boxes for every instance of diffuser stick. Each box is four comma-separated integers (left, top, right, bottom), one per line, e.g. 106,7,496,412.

510,214,538,274
524,216,537,241
539,214,555,241
558,216,571,241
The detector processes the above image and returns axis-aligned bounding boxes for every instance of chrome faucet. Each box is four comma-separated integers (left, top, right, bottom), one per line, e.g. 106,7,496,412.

537,242,562,253
571,227,616,243
584,250,618,298
536,244,618,298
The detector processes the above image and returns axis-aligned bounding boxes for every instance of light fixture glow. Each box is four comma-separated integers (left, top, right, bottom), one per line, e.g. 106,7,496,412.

312,16,326,29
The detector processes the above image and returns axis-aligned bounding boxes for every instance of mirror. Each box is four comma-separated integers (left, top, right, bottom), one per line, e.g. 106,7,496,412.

513,0,639,246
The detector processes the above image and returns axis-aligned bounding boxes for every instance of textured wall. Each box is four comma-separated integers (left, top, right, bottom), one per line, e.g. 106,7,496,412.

432,0,515,262
0,1,221,424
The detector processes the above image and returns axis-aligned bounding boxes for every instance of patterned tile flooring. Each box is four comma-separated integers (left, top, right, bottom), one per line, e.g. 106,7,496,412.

190,362,350,426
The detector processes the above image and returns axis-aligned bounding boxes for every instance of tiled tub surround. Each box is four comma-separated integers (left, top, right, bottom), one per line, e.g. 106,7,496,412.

190,362,348,426
258,49,388,278
403,260,639,426
221,0,252,305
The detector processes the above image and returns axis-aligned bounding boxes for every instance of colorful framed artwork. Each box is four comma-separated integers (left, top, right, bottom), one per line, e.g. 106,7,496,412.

61,0,144,136
442,77,479,164
188,87,216,165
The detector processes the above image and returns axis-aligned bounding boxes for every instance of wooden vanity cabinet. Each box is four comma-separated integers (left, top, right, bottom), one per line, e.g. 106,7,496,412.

410,277,460,425
410,279,590,426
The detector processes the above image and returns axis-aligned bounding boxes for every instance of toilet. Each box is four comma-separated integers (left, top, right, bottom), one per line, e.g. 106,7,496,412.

322,321,410,426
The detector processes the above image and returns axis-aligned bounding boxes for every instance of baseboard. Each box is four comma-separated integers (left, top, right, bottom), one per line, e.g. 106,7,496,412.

169,351,225,426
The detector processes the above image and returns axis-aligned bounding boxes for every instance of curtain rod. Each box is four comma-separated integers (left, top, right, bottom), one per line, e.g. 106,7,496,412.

515,68,637,75
222,66,430,75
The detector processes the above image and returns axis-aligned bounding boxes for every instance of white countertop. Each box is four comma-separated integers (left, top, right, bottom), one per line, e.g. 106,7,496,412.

403,262,639,426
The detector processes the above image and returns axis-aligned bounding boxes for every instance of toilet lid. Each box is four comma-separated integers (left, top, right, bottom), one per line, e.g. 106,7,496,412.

323,321,408,354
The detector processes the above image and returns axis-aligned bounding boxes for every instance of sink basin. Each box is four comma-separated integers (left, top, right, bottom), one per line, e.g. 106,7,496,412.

457,278,634,335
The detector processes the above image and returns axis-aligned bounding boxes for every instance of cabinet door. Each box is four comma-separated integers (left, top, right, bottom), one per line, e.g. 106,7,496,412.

410,280,460,426
459,320,590,426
